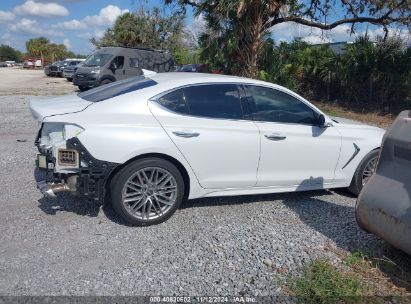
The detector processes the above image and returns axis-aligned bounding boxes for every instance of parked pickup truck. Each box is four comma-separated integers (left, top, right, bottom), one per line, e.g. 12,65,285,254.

356,110,411,255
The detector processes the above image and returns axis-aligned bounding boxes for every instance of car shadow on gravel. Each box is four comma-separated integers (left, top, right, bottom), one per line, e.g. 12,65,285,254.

181,189,332,209
37,195,101,217
35,168,101,217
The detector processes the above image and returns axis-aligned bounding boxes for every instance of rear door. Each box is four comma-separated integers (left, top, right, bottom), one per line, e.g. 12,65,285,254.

149,84,260,189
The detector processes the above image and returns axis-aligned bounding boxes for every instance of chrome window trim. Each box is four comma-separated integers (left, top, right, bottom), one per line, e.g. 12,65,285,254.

149,81,325,126
149,82,252,122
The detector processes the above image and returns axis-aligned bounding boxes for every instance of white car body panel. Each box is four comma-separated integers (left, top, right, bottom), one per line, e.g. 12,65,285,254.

31,73,385,200
254,122,342,187
31,95,92,121
149,101,260,189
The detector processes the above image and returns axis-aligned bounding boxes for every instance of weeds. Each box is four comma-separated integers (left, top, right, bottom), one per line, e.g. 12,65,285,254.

286,250,411,303
287,260,367,304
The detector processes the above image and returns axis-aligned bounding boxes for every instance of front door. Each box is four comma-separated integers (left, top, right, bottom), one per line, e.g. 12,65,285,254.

111,56,126,80
244,85,342,189
150,84,260,189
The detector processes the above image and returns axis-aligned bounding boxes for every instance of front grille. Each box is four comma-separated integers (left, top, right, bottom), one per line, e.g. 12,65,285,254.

58,149,78,166
50,66,58,71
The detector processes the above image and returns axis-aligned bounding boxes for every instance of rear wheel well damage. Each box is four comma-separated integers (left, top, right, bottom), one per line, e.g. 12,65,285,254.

104,153,190,205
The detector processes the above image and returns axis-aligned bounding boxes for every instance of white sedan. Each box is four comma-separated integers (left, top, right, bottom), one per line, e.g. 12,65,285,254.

31,73,384,225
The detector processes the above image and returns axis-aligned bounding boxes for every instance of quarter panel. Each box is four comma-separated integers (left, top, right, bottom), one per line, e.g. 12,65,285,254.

43,94,204,198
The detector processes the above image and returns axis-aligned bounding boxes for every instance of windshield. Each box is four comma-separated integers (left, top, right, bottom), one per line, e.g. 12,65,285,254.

83,53,113,67
78,76,158,102
180,64,197,72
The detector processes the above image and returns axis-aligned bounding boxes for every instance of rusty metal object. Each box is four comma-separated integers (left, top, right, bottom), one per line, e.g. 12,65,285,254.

356,110,411,255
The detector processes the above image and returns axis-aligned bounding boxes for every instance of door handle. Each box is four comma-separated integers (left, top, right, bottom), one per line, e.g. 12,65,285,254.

264,134,287,141
172,131,200,138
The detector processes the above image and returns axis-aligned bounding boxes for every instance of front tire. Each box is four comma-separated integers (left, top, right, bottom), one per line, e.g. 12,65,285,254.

349,149,379,195
111,158,185,226
99,79,113,86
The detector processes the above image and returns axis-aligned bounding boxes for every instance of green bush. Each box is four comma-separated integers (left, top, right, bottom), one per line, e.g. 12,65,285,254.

255,36,411,113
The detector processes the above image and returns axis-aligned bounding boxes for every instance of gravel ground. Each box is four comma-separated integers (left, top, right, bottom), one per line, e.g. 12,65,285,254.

0,68,76,96
0,95,404,296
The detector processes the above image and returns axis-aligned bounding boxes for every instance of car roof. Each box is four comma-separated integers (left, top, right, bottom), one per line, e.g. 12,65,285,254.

148,72,275,88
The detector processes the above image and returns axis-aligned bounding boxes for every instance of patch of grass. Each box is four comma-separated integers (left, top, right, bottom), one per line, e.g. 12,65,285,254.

286,250,411,303
287,260,367,304
344,250,368,270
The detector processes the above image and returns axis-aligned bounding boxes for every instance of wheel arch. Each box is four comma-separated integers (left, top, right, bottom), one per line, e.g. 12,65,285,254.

351,146,381,177
348,147,381,195
105,153,191,202
99,75,116,84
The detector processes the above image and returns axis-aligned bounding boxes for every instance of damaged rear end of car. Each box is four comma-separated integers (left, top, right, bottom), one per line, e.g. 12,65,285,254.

31,95,118,202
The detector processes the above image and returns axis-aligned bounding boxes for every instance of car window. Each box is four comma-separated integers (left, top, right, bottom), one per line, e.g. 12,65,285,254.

112,56,124,69
245,85,317,125
158,89,187,115
78,76,157,102
130,58,139,68
83,53,112,67
183,84,243,119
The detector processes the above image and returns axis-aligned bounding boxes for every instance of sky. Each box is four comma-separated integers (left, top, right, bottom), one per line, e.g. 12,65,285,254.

0,0,409,55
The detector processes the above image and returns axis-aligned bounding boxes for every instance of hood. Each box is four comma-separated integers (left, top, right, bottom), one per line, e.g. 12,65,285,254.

76,66,101,73
331,116,385,132
30,94,93,122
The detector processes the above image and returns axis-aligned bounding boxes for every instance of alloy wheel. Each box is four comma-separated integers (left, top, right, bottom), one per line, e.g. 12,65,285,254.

361,156,378,186
121,167,178,220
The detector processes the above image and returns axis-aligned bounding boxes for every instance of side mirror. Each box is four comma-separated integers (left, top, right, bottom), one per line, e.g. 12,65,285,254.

318,114,326,128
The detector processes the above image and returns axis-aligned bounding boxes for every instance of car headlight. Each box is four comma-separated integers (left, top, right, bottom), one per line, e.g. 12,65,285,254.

90,69,100,74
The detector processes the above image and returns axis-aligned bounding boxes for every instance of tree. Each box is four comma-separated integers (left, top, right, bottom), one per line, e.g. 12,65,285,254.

91,7,186,53
167,0,411,78
46,43,69,62
26,37,49,66
0,45,22,62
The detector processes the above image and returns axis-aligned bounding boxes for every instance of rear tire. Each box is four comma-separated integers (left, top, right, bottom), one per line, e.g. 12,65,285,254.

349,149,379,195
111,158,185,226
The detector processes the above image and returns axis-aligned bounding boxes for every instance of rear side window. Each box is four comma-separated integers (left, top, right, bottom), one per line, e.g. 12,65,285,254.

245,85,317,125
183,84,243,119
78,76,157,102
130,58,139,68
158,89,187,115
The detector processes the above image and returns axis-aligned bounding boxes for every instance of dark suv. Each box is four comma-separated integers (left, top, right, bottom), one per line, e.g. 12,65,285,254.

63,60,84,81
73,47,173,91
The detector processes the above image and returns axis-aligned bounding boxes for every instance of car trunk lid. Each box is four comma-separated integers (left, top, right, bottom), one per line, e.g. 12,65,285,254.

30,94,93,122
